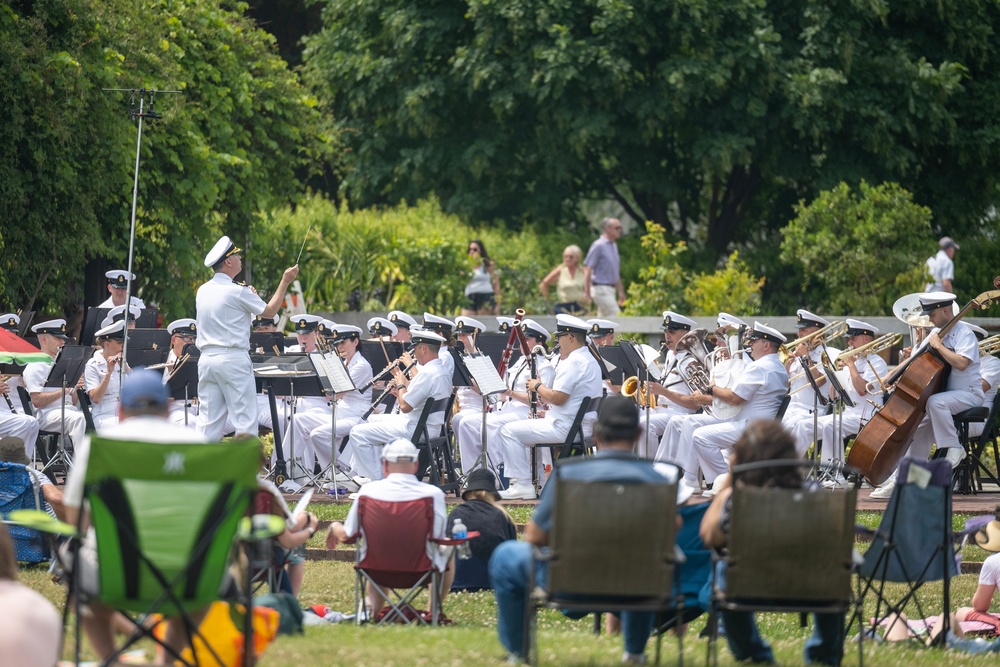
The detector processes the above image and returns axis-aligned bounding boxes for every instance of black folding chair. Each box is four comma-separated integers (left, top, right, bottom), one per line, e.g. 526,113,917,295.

952,392,1000,494
529,396,593,494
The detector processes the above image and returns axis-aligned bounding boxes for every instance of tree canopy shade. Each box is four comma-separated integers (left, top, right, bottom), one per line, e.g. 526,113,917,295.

0,0,332,319
304,0,1000,258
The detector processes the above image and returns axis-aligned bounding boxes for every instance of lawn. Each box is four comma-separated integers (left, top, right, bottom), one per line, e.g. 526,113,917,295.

20,553,999,666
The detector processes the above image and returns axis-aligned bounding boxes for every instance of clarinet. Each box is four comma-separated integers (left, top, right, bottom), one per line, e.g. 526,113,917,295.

528,346,541,419
361,361,417,419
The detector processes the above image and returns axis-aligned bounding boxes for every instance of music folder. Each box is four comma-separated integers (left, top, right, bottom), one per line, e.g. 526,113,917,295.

463,354,507,400
310,352,355,395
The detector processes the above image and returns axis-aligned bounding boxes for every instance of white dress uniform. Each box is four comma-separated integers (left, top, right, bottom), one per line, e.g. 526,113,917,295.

498,345,604,483
782,344,843,456
801,350,887,466
195,272,268,441
906,319,983,460
347,356,451,480
689,340,789,485
969,353,1000,438
924,248,955,292
0,373,40,454
23,360,86,458
97,295,145,309
83,349,124,430
643,349,697,458
296,351,373,474
456,353,555,474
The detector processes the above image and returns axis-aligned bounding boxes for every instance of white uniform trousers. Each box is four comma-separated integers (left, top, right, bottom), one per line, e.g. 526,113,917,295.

451,406,482,463
782,402,822,456
456,406,528,473
691,419,751,485
346,416,413,480
93,414,119,431
0,412,40,458
36,408,86,456
804,409,864,466
643,408,693,459
197,349,256,441
498,416,572,482
309,413,361,470
168,401,199,429
657,412,722,474
906,386,985,460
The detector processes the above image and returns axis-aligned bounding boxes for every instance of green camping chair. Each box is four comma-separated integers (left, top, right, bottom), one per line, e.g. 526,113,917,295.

73,436,262,666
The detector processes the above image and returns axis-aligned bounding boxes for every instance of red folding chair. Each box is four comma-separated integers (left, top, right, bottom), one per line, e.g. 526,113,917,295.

349,496,472,626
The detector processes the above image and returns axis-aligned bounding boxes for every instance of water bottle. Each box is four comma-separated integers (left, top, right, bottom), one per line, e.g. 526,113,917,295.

452,518,472,560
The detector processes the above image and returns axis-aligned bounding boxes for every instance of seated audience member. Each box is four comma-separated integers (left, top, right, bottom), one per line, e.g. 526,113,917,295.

0,523,61,667
255,473,320,598
489,396,688,664
447,469,517,591
699,420,844,666
325,439,455,618
956,513,1000,636
0,436,64,521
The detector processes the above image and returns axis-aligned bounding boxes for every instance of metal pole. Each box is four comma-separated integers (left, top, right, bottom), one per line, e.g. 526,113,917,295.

120,94,144,383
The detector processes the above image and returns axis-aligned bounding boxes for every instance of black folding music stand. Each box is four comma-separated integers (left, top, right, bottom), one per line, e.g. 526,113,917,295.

166,348,200,428
821,361,856,477
618,340,656,456
40,345,90,476
250,332,285,356
362,340,403,377
305,351,356,495
81,307,159,346
591,344,616,383
798,356,830,479
476,332,521,369
124,329,170,368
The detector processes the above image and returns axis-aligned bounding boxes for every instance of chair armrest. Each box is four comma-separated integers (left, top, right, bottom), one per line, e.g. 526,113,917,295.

431,531,480,547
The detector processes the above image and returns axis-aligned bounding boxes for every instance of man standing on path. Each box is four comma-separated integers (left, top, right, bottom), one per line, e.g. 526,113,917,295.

925,236,958,294
196,235,298,441
583,217,626,317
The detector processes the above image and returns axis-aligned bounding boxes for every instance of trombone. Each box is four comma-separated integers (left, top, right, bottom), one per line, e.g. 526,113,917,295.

778,321,846,364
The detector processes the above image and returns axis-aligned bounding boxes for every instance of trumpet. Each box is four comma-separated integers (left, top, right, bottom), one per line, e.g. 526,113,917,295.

778,321,847,364
622,375,657,408
980,334,1000,357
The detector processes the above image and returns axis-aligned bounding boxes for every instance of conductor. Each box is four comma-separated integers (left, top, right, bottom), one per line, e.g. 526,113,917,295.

196,236,298,441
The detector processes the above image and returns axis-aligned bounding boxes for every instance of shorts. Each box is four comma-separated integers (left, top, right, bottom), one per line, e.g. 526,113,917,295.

465,292,496,311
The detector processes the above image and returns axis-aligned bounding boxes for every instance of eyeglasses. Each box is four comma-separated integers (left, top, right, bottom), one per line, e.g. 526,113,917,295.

554,331,571,339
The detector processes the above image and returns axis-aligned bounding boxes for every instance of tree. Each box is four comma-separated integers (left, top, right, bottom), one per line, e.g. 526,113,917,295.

0,0,332,319
304,0,1000,262
780,182,933,315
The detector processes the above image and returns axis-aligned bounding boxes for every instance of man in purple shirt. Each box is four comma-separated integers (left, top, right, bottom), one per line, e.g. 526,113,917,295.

583,217,625,317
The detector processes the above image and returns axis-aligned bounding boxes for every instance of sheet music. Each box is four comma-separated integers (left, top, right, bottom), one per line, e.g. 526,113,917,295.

464,354,507,396
311,352,355,394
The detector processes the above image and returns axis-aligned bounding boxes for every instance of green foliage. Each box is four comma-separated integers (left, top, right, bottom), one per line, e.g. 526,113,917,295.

780,182,934,315
685,251,765,317
0,0,331,319
622,223,689,316
253,195,590,315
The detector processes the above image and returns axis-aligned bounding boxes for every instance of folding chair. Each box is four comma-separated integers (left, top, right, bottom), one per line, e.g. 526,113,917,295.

71,436,261,666
707,460,860,667
524,461,685,667
16,385,62,471
350,495,466,626
651,501,712,645
529,396,593,493
851,457,957,646
0,462,50,564
953,391,1000,493
76,387,98,433
412,394,457,490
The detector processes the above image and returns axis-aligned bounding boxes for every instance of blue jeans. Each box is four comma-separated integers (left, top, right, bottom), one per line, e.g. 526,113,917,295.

711,563,845,665
489,541,654,658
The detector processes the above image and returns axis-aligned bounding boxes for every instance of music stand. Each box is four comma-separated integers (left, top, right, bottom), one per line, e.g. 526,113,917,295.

362,340,403,377
165,347,200,428
124,329,170,368
476,332,521,369
40,345,90,476
618,340,656,455
81,307,159,346
821,360,856,478
250,332,285,356
461,354,509,477
797,356,830,478
307,351,356,496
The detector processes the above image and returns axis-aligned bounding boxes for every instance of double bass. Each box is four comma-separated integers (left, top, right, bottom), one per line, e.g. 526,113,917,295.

847,280,1000,485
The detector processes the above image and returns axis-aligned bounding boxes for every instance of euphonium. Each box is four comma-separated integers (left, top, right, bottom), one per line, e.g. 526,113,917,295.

979,334,1000,357
778,321,847,364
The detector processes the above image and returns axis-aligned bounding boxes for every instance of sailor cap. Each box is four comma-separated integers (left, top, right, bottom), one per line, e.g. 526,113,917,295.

661,311,695,331
204,235,241,267
293,314,323,333
587,319,618,338
31,319,69,340
387,311,417,329
454,317,486,335
105,270,136,288
919,291,957,314
367,317,398,337
796,309,829,329
167,319,198,336
0,313,19,331
845,319,879,338
94,320,126,341
521,319,550,342
747,321,787,345
555,314,590,335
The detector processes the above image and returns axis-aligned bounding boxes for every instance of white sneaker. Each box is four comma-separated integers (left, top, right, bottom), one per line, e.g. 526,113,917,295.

822,475,850,490
869,477,896,500
943,447,965,468
498,479,537,501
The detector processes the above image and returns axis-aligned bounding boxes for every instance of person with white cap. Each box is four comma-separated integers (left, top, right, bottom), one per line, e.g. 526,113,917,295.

195,235,298,440
871,292,982,498
345,329,452,481
100,303,142,330
163,319,200,428
644,311,701,457
454,319,554,475
925,237,959,294
954,513,1000,638
292,324,373,480
367,317,397,340
97,270,145,310
22,320,87,458
83,320,130,430
490,396,689,663
423,313,457,380
498,314,604,500
450,317,488,443
586,318,618,347
654,312,748,464
790,319,887,486
966,323,1000,441
0,313,20,334
251,314,279,333
780,309,843,455
685,322,789,494
387,311,417,344
495,316,515,334
324,438,455,618
0,314,40,450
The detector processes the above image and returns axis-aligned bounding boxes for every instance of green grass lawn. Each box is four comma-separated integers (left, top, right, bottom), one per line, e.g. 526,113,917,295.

20,556,1000,666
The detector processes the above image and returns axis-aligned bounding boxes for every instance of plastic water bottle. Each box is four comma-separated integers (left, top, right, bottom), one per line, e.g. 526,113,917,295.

452,519,472,560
